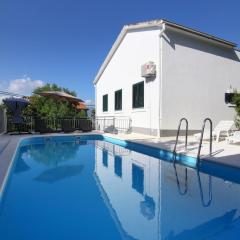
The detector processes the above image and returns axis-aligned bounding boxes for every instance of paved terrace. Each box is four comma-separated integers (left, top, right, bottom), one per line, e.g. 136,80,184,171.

103,132,240,168
0,131,240,196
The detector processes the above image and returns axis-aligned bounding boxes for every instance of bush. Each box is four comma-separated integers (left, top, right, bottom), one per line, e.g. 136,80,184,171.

233,93,240,129
23,83,86,119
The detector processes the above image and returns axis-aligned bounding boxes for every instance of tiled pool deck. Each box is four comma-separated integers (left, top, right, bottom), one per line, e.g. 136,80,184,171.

0,131,240,195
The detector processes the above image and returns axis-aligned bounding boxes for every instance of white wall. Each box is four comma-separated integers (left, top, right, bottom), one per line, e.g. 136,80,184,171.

95,28,161,135
95,26,240,136
161,29,240,133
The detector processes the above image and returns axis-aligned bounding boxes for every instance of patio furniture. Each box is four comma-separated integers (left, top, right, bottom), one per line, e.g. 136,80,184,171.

61,119,76,133
81,119,92,132
35,118,55,134
194,120,234,142
3,97,31,134
226,131,240,144
74,118,92,132
8,116,32,134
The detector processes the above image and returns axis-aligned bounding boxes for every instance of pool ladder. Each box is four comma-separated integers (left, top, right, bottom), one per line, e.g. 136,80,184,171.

197,170,212,207
173,118,188,160
173,118,189,195
196,118,213,165
173,117,213,165
173,118,213,205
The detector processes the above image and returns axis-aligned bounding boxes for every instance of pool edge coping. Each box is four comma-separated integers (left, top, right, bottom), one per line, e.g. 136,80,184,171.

1,132,240,202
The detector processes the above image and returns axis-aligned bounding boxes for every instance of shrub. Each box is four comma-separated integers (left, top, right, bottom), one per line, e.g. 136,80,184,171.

233,93,240,129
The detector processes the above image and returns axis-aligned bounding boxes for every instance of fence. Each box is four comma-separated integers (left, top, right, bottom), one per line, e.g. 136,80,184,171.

6,117,93,133
5,115,131,134
95,116,131,134
0,108,7,134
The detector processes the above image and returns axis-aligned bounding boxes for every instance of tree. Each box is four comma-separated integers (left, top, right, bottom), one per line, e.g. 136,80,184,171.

24,83,86,118
33,83,77,97
91,108,95,119
233,93,240,129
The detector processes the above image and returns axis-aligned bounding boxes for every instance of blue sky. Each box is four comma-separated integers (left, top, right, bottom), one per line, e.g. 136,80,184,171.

0,0,239,104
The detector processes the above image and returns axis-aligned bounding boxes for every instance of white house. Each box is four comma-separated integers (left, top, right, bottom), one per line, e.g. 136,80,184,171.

94,19,240,137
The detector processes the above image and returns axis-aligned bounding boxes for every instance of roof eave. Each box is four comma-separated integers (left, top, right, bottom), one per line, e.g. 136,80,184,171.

93,19,237,85
163,19,236,48
93,20,165,85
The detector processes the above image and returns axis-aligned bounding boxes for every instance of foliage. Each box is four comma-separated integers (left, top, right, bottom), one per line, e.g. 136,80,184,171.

0,104,6,109
33,83,77,97
91,108,95,119
233,93,240,129
24,142,80,167
23,83,86,118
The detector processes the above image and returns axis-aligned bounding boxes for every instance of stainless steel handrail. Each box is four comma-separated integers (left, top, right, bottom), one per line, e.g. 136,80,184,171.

95,116,131,134
197,118,213,165
173,163,188,195
197,170,212,207
172,118,189,194
173,118,188,158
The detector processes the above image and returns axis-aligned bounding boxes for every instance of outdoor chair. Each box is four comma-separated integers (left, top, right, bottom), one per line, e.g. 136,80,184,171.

61,119,76,133
80,119,92,132
3,97,32,134
35,118,55,134
226,131,240,144
194,120,235,142
8,115,31,134
74,119,92,132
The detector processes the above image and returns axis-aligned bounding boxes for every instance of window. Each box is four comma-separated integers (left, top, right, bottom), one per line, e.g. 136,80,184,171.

103,94,108,112
114,156,122,177
132,164,144,194
132,81,144,108
115,89,122,111
102,150,108,167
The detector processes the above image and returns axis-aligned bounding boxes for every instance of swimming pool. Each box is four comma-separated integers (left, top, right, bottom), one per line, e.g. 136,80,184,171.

0,135,240,239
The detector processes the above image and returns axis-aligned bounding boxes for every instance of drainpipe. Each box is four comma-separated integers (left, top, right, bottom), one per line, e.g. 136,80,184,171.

157,23,166,138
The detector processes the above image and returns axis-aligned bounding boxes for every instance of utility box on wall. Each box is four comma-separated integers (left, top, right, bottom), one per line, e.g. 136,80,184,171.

141,61,156,78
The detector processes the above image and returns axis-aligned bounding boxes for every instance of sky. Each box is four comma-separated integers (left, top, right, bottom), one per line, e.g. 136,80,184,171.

0,0,240,104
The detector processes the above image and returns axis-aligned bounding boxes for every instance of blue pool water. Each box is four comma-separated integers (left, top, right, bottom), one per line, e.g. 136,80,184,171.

0,135,240,239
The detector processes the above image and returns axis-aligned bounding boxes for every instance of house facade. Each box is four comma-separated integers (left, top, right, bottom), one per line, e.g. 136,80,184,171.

94,20,240,136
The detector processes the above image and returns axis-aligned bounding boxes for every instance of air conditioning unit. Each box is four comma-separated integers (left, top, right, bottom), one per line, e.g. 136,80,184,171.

141,62,156,78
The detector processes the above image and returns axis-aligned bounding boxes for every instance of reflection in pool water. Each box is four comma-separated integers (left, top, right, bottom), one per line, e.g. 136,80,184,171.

34,165,84,183
25,141,81,167
0,139,240,240
132,163,144,194
95,140,240,240
114,155,122,178
140,195,156,220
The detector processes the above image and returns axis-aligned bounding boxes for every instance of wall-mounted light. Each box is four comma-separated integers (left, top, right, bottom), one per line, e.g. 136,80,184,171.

225,85,238,106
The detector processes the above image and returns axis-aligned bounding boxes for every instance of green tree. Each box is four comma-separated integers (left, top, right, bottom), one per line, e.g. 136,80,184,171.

91,108,95,119
233,93,240,129
33,83,77,97
24,83,86,118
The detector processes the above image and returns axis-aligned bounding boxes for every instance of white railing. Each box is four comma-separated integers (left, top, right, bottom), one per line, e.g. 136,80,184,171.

95,116,131,134
95,140,131,156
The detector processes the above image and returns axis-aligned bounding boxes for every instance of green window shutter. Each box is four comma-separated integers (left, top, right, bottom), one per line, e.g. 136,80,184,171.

132,81,144,108
115,89,122,110
103,94,108,112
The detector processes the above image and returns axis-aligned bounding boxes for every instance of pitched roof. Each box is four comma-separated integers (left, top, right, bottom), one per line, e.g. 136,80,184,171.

75,102,89,110
94,19,237,85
